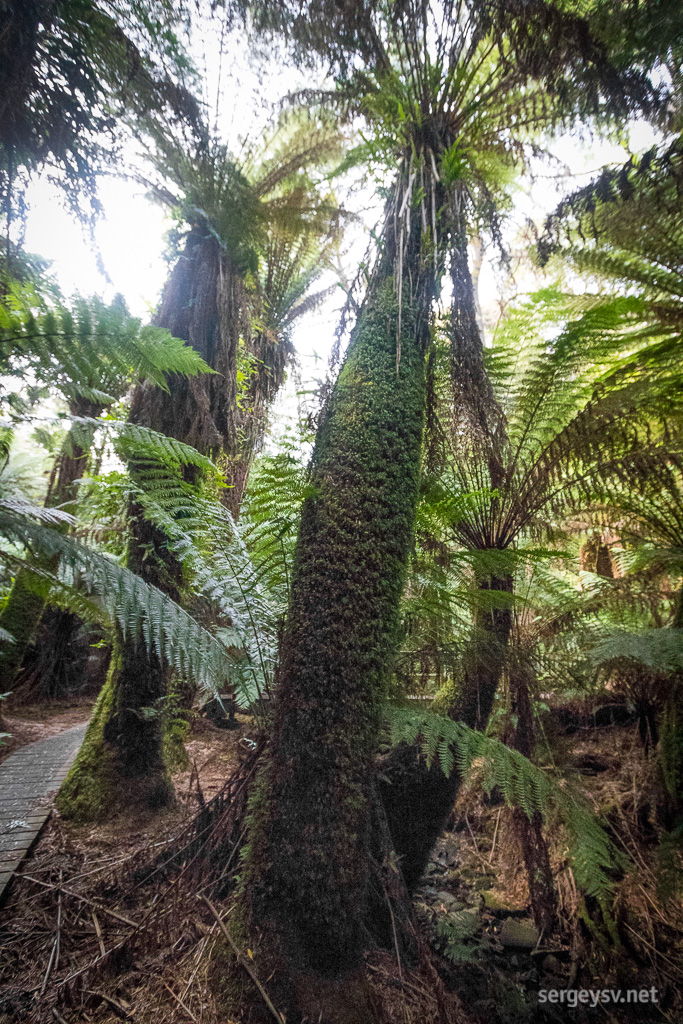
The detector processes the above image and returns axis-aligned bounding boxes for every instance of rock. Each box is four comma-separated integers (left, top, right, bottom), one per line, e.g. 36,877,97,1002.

498,917,540,950
481,890,520,912
542,954,562,975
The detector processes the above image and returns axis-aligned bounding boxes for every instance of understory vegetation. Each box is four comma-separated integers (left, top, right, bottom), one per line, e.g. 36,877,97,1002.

0,1,682,1022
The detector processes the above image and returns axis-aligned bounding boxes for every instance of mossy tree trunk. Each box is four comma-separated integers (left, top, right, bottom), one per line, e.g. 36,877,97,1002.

231,226,433,1017
378,240,514,891
60,226,248,817
0,404,100,690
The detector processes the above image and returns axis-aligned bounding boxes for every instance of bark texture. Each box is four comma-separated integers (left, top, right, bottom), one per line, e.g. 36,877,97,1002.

242,279,429,976
59,226,242,814
378,574,513,892
510,661,557,934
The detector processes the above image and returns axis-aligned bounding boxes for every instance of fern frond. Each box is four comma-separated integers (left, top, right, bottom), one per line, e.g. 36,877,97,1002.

0,500,238,699
385,705,625,904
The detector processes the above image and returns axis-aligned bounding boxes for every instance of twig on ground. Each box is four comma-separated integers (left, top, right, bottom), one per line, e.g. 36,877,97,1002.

91,912,105,958
163,981,199,1023
84,988,133,1019
22,875,139,928
41,870,62,994
201,895,285,1024
181,923,218,1000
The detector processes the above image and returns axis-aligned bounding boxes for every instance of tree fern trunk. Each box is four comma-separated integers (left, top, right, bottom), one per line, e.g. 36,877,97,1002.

63,227,245,815
0,415,94,689
378,573,513,892
230,243,431,1015
376,233,513,891
659,587,683,827
510,661,557,934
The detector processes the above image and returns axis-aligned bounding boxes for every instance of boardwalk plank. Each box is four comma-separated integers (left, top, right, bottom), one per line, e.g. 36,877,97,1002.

0,723,87,906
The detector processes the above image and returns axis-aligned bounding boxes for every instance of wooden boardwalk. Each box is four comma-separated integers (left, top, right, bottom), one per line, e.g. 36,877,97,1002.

0,724,86,905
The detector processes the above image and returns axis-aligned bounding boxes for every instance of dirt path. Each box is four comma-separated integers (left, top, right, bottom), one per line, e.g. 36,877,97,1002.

0,701,93,765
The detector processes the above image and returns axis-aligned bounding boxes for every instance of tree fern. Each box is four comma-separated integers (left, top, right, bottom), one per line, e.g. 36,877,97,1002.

0,291,211,413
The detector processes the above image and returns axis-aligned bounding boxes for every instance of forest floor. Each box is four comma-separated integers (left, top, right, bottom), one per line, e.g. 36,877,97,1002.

0,706,681,1024
0,701,94,765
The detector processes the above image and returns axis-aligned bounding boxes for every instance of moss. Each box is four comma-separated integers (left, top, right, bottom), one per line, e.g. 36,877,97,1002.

0,567,51,687
57,641,174,822
236,277,429,980
56,658,120,821
431,677,458,716
161,680,192,772
162,714,191,771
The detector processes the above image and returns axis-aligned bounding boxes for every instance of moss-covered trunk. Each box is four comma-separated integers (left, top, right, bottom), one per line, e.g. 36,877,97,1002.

378,238,512,893
228,232,431,1015
0,410,97,689
59,227,245,817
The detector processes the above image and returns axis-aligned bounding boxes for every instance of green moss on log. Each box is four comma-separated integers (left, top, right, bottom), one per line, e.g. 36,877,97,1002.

56,656,120,821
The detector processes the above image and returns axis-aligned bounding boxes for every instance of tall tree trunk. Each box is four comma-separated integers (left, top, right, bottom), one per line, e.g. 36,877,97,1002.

510,660,557,934
231,224,433,1017
0,407,98,689
659,587,683,828
377,234,513,894
59,226,247,818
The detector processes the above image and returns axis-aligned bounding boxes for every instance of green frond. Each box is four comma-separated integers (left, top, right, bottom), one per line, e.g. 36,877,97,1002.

0,499,237,699
590,627,683,673
0,292,212,415
386,705,625,904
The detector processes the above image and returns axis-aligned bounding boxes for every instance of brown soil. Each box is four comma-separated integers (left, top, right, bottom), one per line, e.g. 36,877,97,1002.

0,700,95,765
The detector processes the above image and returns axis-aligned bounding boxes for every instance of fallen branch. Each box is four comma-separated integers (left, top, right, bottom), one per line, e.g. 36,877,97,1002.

163,981,199,1023
201,896,285,1024
85,988,133,1019
22,874,139,928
